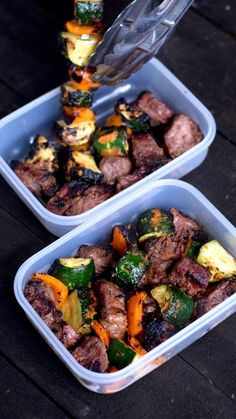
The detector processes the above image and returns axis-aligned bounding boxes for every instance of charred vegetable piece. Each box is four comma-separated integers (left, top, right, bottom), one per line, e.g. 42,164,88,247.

65,20,103,35
61,290,82,332
128,336,147,356
92,320,110,348
26,135,58,173
77,288,96,335
32,273,68,309
69,66,100,91
62,82,93,107
65,151,103,183
105,114,133,136
184,240,201,259
138,209,175,243
151,285,194,326
116,99,150,133
127,291,147,336
93,126,129,157
52,258,95,290
111,224,138,256
116,251,148,286
107,339,139,369
197,240,236,282
74,1,104,25
60,31,102,67
55,111,95,149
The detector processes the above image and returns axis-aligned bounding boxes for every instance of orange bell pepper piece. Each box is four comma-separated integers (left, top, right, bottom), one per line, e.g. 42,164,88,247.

65,20,104,36
33,273,68,308
127,291,147,336
105,114,132,136
70,108,96,125
128,336,147,356
92,320,110,348
111,226,128,256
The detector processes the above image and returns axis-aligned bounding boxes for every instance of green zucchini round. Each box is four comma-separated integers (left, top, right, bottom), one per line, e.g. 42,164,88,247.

138,208,175,242
107,339,138,369
93,126,129,157
116,99,150,133
74,1,104,25
52,258,95,289
116,251,148,286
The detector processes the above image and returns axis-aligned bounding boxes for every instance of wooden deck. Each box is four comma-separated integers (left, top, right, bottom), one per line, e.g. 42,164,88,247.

0,1,235,417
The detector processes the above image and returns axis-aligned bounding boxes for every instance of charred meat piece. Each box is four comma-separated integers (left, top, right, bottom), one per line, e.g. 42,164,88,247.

137,92,174,126
24,280,80,348
66,184,113,215
46,180,88,215
72,336,108,373
168,257,211,297
170,208,200,241
96,279,127,340
26,135,59,173
99,156,132,185
12,161,58,199
116,166,153,193
164,114,203,158
139,237,185,287
196,279,236,316
77,244,115,276
143,313,172,351
131,133,165,169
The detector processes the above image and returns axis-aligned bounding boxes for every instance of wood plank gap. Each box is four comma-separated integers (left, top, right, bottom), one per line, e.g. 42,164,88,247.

0,78,27,102
217,129,236,148
192,7,236,41
0,349,74,419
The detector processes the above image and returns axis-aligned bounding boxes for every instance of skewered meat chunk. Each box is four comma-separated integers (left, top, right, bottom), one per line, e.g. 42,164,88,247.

24,280,80,348
137,92,174,126
46,180,88,215
139,237,185,287
66,184,113,215
96,279,127,340
164,114,203,158
77,244,115,276
99,156,132,185
131,133,165,169
170,208,201,240
116,166,153,193
12,161,58,199
168,257,211,297
196,279,236,316
72,336,108,373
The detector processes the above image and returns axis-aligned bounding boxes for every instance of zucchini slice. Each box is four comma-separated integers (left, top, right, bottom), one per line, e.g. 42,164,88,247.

93,126,129,157
54,118,95,149
116,251,148,286
26,135,58,173
116,99,150,133
61,290,83,333
60,31,101,67
197,240,236,282
138,209,175,243
74,1,104,25
65,150,103,183
107,339,140,369
62,82,93,107
111,224,138,256
151,285,194,327
52,258,95,290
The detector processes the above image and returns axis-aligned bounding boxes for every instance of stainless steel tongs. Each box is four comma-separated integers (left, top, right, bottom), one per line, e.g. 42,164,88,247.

88,0,194,85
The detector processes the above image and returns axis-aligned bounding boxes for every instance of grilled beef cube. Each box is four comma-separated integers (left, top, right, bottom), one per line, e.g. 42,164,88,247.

46,180,88,215
26,135,59,173
72,336,108,373
196,279,236,316
66,184,113,215
139,237,185,287
164,114,203,158
137,92,174,126
170,208,201,241
131,133,165,169
24,280,80,348
168,257,211,297
12,161,58,199
77,244,115,276
143,313,172,351
99,156,132,185
116,166,153,193
96,279,127,340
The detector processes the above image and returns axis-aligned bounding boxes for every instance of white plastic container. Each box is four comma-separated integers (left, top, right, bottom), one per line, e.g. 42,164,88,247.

0,59,216,237
14,180,236,394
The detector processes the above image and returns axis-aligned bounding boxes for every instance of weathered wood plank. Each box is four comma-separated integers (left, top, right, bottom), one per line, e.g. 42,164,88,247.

195,0,236,38
0,354,68,419
0,82,24,119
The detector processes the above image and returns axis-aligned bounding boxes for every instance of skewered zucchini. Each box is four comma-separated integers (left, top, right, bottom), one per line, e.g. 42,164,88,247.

60,31,102,67
26,135,59,173
197,240,236,282
62,82,93,107
55,110,96,149
116,99,150,133
65,150,103,183
74,1,104,25
107,340,140,369
52,258,95,290
138,209,175,243
93,126,129,157
151,285,194,327
116,251,148,286
111,224,138,256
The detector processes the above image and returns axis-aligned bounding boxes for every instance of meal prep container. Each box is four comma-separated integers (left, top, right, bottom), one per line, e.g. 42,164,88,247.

0,59,216,237
14,179,236,394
